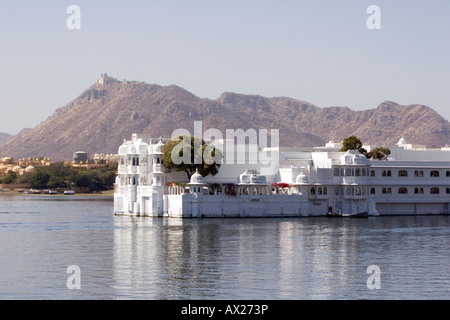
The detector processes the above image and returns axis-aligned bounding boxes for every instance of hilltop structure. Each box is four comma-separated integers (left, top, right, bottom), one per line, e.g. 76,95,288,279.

97,73,118,86
114,134,450,217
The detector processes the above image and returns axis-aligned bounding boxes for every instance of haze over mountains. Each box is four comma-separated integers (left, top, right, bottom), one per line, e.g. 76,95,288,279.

1,75,449,160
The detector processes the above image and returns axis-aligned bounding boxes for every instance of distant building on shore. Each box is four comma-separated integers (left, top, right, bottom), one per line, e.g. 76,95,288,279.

0,156,50,176
73,151,89,163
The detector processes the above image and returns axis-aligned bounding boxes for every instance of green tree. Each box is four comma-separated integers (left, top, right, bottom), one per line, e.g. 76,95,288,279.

47,175,67,188
1,171,17,184
31,170,50,188
367,147,391,160
162,135,222,179
2,160,117,191
340,135,368,157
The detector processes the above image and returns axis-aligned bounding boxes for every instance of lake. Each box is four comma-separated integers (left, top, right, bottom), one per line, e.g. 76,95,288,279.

0,194,449,300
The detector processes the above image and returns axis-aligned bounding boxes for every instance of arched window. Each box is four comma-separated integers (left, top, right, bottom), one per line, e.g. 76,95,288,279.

355,168,361,176
318,187,323,195
398,170,408,177
382,170,386,177
398,187,408,194
387,171,391,177
370,188,376,194
430,187,440,194
430,171,440,177
310,187,316,195
370,170,375,177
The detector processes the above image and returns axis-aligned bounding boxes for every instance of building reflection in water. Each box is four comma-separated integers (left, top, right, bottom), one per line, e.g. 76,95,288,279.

112,216,372,299
112,217,225,299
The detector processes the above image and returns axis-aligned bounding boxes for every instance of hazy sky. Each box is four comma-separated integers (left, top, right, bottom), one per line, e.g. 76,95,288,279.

0,0,449,135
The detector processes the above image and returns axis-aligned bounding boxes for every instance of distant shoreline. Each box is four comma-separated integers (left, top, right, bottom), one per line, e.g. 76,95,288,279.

0,189,114,197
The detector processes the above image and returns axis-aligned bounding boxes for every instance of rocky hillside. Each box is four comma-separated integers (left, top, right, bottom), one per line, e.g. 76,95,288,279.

1,76,449,160
0,132,13,147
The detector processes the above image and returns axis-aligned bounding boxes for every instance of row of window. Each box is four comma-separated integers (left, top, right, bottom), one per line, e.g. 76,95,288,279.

334,168,450,178
378,187,448,195
334,168,370,177
382,170,444,177
329,186,450,196
119,156,161,166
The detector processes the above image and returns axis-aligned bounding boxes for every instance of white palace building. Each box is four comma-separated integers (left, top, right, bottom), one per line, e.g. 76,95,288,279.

114,134,450,218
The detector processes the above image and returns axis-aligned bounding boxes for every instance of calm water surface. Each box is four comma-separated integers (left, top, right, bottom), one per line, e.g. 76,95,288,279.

0,194,449,300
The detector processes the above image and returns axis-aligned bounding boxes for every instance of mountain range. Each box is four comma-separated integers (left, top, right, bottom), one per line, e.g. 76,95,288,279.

1,75,449,160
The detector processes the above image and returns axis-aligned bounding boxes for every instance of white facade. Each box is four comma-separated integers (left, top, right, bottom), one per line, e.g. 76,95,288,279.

114,134,450,217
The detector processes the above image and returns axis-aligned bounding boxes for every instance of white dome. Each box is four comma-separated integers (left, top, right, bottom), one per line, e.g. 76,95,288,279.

153,138,165,154
249,173,267,185
189,169,204,185
238,169,267,184
340,150,369,165
397,136,407,146
353,153,369,165
295,171,308,184
136,139,149,154
25,166,35,173
118,140,128,155
12,166,22,173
